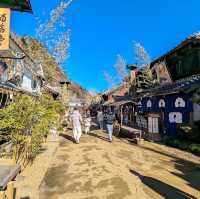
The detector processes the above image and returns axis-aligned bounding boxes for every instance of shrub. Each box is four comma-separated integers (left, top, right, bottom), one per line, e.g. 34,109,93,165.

165,137,200,156
0,94,64,167
188,144,200,155
177,123,200,143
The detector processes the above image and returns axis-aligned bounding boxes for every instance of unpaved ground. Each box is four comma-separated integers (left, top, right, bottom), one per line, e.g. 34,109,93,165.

39,129,200,199
14,136,59,199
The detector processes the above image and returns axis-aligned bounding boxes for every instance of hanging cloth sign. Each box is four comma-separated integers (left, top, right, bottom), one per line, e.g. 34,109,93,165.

0,8,10,51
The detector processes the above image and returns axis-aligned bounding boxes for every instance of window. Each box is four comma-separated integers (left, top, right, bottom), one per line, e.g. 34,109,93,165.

159,99,165,108
175,97,185,108
169,112,182,123
147,100,152,108
32,79,37,90
0,61,8,82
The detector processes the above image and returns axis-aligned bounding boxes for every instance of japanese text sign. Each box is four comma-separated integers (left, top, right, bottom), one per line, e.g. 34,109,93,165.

0,8,10,51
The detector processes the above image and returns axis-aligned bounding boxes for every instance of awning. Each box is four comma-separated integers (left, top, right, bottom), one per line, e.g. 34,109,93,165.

109,100,136,107
0,0,32,13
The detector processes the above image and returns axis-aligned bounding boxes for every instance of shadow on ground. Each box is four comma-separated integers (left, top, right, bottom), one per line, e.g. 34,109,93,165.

59,133,75,143
130,169,197,199
88,132,109,142
137,144,200,192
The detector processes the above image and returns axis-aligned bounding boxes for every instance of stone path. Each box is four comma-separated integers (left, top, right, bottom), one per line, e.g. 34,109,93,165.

39,129,200,199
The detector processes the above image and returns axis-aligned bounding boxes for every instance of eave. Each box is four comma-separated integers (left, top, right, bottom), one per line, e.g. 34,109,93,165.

0,0,32,13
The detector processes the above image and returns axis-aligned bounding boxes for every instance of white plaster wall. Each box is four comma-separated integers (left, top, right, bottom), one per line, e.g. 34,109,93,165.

21,69,33,92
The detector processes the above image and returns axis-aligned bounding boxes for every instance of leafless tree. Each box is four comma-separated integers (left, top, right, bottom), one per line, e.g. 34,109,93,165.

114,54,128,81
103,54,128,88
133,42,151,68
36,0,72,65
133,42,153,86
103,70,116,88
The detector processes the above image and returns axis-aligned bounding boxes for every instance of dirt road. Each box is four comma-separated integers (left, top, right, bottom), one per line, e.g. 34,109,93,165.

39,129,200,199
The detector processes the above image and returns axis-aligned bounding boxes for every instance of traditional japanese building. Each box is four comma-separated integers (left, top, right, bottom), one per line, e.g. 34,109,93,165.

133,32,200,139
0,33,44,108
102,83,129,106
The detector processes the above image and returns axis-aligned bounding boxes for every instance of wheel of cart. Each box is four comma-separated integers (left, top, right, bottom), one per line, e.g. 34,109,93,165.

113,121,121,137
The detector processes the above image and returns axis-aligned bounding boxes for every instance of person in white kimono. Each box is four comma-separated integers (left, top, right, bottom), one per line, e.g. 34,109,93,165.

84,110,91,134
70,107,83,144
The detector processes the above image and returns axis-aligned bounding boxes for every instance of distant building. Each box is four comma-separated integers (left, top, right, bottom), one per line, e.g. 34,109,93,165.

102,83,129,106
0,33,44,108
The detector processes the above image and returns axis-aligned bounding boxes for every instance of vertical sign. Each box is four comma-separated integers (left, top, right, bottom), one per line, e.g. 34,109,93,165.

0,8,10,50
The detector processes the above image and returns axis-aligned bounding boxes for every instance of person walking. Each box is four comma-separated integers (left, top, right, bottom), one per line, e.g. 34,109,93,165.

97,109,104,129
105,107,116,142
70,107,83,144
84,109,91,134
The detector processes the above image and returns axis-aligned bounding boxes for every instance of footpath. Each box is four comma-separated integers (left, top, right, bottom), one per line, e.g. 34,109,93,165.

38,129,200,199
14,136,59,199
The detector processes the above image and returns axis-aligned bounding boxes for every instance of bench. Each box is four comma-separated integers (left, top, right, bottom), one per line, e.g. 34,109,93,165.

120,125,142,143
0,165,21,199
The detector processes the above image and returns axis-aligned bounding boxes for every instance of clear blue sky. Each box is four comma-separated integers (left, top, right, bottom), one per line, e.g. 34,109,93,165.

11,0,200,92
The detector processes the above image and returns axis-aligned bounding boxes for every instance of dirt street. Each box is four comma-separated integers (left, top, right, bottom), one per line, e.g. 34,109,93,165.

39,129,200,199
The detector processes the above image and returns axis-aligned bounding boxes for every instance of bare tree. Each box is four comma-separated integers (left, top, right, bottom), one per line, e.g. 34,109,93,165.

36,0,72,65
114,54,128,82
103,70,116,88
103,54,128,88
133,42,151,68
133,42,153,87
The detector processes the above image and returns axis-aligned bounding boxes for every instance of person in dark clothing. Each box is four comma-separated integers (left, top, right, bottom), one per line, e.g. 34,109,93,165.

105,107,116,142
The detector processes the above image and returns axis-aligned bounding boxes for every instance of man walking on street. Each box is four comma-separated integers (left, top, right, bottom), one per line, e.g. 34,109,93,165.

105,107,116,142
70,107,83,144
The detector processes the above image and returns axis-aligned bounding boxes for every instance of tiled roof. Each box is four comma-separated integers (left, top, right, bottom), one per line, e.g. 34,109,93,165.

133,74,200,99
188,32,200,40
0,82,39,96
150,31,200,67
0,82,18,91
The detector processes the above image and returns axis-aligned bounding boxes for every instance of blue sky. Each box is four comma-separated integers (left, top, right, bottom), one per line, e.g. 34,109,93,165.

11,0,200,92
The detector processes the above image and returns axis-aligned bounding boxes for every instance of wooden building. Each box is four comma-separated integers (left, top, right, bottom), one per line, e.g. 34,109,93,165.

132,32,200,140
0,33,44,108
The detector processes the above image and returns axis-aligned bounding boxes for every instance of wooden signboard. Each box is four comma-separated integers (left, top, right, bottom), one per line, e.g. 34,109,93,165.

0,8,10,51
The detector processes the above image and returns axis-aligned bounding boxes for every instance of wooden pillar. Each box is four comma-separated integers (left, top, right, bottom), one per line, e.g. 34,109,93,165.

5,182,14,199
0,191,6,199
120,105,123,126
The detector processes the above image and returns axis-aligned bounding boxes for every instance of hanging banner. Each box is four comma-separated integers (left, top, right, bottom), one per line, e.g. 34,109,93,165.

0,8,10,51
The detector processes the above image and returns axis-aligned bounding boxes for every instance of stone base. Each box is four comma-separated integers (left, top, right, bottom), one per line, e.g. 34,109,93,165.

145,133,162,142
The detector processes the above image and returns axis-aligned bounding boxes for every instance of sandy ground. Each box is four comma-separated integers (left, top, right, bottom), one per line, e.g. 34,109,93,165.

14,136,59,199
38,128,200,199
